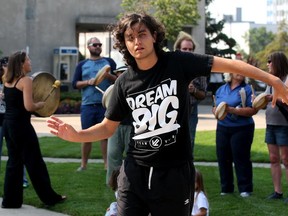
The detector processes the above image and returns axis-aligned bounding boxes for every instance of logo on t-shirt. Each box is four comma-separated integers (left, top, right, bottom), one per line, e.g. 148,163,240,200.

126,79,180,151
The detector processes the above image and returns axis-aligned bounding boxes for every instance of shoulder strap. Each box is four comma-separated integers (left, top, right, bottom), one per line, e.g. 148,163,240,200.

14,76,23,88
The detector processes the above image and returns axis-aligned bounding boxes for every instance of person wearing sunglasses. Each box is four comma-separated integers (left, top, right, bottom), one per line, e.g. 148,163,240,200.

72,37,117,172
263,52,288,202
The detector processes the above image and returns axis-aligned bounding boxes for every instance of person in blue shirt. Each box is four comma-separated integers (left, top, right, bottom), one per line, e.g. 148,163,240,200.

213,71,257,198
72,37,117,171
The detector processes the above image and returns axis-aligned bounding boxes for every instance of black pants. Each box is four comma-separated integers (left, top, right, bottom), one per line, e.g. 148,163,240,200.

216,123,254,193
2,119,62,207
117,160,195,216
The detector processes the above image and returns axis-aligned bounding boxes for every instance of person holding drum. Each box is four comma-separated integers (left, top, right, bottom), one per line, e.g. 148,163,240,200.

1,51,66,208
72,37,117,172
174,31,207,156
213,72,257,198
262,52,288,202
47,12,288,216
0,56,30,189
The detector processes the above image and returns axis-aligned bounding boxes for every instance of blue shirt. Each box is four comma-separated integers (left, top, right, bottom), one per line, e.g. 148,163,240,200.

215,82,254,127
72,57,116,105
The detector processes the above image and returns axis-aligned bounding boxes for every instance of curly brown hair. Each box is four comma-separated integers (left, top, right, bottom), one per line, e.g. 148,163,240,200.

109,12,166,69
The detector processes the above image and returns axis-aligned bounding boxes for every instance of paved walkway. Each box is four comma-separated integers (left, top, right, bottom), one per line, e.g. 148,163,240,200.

0,105,268,215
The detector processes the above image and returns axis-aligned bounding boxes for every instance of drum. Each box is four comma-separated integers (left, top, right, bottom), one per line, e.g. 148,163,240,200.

215,102,227,120
32,71,61,117
102,84,114,109
252,93,268,110
94,65,111,86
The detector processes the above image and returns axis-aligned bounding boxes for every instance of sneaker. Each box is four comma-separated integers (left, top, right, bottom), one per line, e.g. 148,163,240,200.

267,192,283,199
240,192,251,198
76,166,86,172
220,192,233,196
23,182,29,188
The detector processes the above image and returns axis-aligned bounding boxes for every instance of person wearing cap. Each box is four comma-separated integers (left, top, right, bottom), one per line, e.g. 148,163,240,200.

72,37,117,171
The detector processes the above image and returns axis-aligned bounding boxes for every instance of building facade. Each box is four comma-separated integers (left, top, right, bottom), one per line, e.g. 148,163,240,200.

0,0,206,88
267,0,288,24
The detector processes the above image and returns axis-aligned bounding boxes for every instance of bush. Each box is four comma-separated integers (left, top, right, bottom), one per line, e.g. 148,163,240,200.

55,91,81,114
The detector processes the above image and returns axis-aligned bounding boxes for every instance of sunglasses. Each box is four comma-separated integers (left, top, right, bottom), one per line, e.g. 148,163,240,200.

88,43,102,48
267,60,272,64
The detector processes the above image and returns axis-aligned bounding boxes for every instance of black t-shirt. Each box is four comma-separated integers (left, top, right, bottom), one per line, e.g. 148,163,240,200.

105,51,213,167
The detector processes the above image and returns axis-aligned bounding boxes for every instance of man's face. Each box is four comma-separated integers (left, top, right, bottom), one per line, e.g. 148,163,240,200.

87,38,102,57
180,40,194,53
124,23,156,61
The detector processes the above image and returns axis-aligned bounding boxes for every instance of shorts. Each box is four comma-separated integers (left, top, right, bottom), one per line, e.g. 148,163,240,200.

117,160,195,216
265,125,288,146
80,104,105,129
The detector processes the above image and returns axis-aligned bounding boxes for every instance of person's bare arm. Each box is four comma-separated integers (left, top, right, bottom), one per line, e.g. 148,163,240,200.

47,116,120,143
21,76,45,112
226,106,257,117
211,56,288,106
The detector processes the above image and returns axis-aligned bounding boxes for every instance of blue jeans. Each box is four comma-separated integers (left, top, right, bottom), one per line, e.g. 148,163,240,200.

106,124,132,184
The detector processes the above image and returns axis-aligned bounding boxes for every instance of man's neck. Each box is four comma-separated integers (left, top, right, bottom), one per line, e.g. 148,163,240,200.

90,55,101,61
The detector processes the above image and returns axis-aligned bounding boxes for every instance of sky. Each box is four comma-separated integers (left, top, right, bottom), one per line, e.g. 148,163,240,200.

208,0,267,24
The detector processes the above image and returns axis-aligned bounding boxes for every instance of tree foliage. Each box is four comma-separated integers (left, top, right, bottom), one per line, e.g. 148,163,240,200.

205,1,236,58
121,0,201,41
255,21,288,70
244,27,275,55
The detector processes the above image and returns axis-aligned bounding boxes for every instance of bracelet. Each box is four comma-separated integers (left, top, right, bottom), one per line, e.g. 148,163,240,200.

86,80,89,86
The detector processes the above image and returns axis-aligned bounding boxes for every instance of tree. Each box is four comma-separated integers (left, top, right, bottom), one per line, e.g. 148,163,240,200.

244,27,275,55
121,0,201,41
205,0,236,58
255,21,288,70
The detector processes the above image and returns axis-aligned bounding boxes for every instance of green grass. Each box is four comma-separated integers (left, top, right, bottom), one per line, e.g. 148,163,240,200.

1,128,286,216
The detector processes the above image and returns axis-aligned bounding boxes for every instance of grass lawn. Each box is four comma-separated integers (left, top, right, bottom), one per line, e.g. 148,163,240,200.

1,129,286,216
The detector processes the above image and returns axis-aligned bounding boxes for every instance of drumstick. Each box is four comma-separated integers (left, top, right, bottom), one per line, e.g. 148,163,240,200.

43,80,61,102
212,95,216,107
95,86,105,94
250,85,255,102
250,85,255,96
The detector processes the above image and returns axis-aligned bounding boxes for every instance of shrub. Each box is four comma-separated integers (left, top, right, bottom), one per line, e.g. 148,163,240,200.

55,91,81,114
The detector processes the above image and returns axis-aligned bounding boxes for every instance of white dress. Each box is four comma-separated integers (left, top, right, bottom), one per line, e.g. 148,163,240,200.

191,191,209,216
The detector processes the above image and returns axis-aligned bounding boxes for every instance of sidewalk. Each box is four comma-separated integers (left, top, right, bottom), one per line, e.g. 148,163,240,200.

30,105,267,137
0,105,267,215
